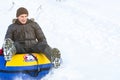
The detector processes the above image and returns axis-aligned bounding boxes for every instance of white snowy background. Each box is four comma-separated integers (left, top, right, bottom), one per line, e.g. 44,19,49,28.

0,0,120,80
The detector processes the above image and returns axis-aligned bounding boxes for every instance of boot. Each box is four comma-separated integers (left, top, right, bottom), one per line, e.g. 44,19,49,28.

51,48,61,68
2,38,16,61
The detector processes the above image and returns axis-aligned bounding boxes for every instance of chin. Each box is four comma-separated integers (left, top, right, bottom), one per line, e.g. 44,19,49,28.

21,22,27,24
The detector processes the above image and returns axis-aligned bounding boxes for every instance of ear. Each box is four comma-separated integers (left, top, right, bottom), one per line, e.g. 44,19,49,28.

12,18,17,23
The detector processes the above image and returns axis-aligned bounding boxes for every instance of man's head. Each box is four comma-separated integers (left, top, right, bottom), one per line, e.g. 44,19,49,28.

16,7,29,24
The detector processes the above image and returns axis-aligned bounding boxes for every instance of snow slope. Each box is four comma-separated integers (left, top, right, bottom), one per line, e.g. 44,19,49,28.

0,0,120,80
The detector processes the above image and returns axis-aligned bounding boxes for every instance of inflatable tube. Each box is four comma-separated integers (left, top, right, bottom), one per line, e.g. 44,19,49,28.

0,53,53,80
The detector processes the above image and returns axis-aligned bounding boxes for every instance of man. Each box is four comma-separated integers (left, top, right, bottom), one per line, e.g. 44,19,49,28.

4,7,61,68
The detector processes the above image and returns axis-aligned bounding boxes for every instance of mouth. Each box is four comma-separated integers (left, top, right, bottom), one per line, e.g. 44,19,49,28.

21,20,27,24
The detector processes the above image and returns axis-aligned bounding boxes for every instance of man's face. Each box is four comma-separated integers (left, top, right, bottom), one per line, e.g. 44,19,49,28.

17,14,28,24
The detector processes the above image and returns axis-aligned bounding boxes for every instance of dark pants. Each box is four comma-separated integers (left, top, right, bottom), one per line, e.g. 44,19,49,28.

14,42,52,61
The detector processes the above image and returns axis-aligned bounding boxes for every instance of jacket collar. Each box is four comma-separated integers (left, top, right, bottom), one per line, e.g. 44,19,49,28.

15,19,31,25
15,19,32,25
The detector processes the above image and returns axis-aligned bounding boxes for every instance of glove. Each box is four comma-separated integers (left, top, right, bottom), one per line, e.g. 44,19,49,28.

0,48,3,55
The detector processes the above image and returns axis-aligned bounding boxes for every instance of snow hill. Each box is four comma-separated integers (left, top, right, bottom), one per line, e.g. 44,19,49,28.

0,0,120,80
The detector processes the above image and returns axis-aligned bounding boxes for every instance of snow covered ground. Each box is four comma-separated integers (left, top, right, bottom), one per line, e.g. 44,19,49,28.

0,0,120,80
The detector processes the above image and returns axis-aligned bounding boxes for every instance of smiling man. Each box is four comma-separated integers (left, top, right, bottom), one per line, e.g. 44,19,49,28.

4,7,61,68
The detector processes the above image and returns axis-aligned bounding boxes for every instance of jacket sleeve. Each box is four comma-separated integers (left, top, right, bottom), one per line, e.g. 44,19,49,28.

4,25,25,53
34,22,47,44
31,22,48,52
5,25,14,40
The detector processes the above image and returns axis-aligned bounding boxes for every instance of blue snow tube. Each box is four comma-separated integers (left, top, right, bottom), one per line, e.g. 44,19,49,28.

0,53,53,80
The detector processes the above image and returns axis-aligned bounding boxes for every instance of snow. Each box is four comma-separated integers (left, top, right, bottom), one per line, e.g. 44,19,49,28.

0,0,120,80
